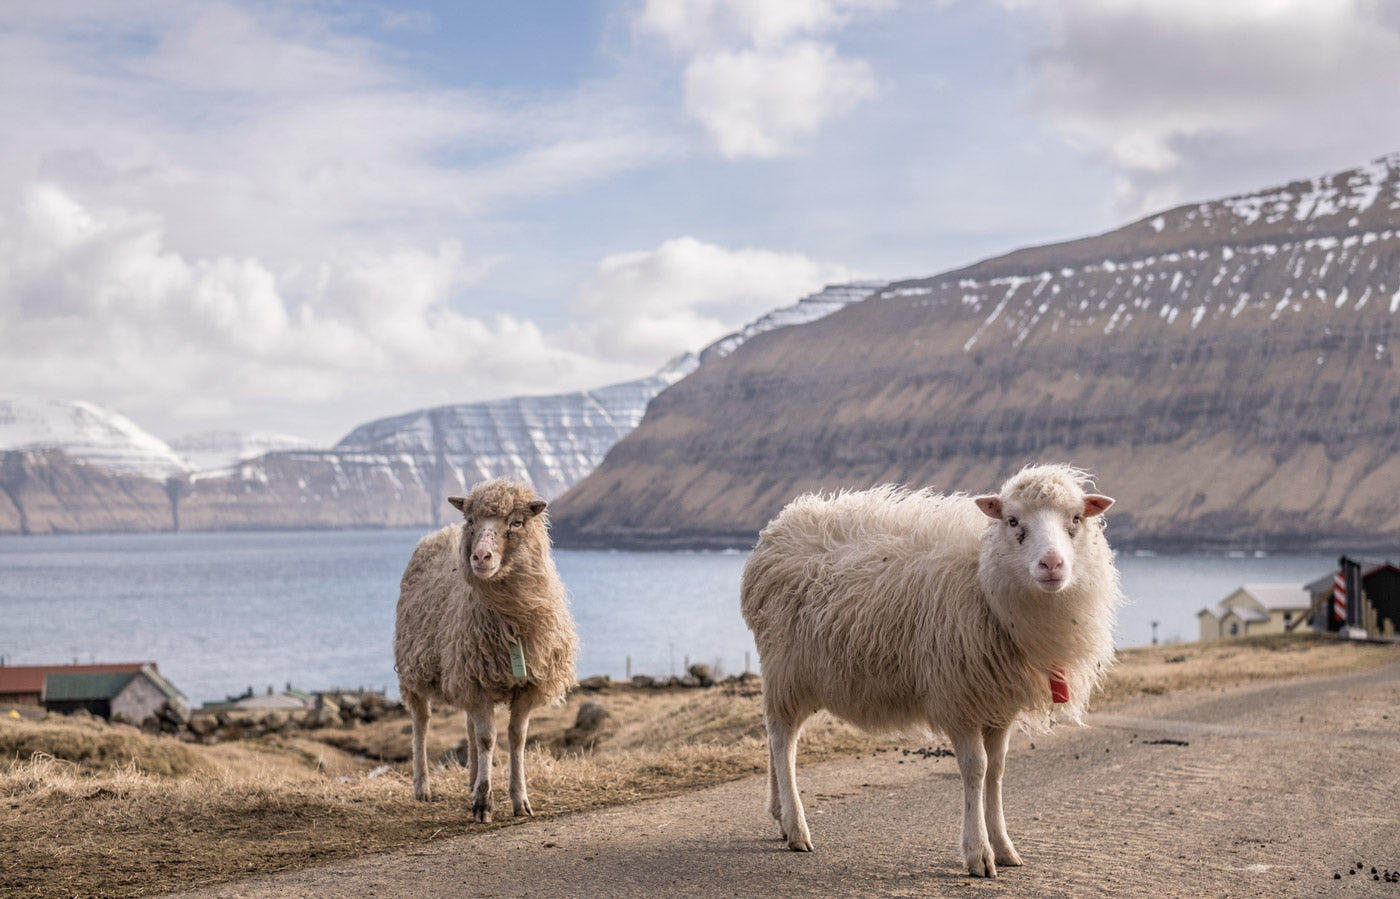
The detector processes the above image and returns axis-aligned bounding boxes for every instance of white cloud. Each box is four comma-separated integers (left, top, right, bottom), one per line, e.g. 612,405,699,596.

641,0,889,50
639,0,888,158
0,184,625,441
684,42,877,159
1014,0,1400,215
0,2,694,441
572,236,857,362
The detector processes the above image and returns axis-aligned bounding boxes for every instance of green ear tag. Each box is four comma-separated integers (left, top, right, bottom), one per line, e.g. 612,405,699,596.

510,638,528,680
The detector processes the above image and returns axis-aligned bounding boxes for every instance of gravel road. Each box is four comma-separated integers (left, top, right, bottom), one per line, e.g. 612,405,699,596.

170,659,1400,898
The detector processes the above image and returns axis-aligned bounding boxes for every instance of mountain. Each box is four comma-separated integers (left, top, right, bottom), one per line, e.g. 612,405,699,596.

0,399,189,479
330,281,886,503
549,153,1400,552
168,431,322,472
0,283,878,534
0,449,177,535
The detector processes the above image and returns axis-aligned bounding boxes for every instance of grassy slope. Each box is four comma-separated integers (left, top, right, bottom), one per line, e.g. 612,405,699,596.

3,634,1397,899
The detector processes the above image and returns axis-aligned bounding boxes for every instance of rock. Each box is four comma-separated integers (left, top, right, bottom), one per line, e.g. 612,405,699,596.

187,714,218,736
630,675,656,689
560,700,611,750
573,701,609,732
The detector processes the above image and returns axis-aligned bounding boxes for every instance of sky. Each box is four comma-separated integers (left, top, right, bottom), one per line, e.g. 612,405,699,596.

4,0,1400,446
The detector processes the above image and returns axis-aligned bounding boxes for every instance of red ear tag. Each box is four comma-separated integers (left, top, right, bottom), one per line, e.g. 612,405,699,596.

1049,667,1070,704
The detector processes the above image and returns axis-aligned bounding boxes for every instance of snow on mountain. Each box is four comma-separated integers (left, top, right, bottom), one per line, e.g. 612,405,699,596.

333,282,881,499
699,281,885,365
334,376,674,499
0,399,190,479
168,430,323,472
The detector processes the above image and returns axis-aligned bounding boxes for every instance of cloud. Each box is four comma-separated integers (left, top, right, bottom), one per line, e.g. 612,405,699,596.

0,184,620,440
571,236,858,362
1013,0,1400,215
1,4,885,444
683,42,877,159
638,0,888,158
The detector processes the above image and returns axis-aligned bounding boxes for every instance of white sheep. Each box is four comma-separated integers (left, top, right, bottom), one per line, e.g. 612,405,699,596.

394,478,578,821
740,463,1120,877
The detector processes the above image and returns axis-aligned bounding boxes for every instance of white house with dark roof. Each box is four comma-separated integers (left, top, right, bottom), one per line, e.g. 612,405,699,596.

1197,584,1312,641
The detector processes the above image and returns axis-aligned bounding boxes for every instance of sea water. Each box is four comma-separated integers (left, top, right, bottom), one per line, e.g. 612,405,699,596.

0,530,1337,706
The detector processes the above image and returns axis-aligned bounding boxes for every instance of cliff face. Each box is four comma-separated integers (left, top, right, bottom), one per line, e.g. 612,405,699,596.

0,450,176,535
549,154,1400,552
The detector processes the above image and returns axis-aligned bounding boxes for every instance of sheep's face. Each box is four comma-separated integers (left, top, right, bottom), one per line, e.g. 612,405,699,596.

448,489,547,582
974,490,1113,594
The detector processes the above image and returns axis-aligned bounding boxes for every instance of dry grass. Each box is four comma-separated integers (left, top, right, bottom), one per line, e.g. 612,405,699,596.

3,634,1397,898
1099,632,1400,704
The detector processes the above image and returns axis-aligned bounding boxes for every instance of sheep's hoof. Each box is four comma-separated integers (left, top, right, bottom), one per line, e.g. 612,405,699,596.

965,857,997,878
513,799,534,817
472,803,493,824
964,838,998,877
996,847,1023,867
413,786,432,802
786,835,813,852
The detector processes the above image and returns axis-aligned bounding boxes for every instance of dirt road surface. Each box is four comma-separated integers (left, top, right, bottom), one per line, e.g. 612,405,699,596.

169,660,1400,898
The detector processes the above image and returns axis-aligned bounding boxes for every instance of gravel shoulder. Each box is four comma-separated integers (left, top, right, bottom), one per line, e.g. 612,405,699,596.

168,659,1400,898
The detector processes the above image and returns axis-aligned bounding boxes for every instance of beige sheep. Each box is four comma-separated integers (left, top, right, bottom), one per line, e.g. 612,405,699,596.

394,478,577,821
741,463,1121,877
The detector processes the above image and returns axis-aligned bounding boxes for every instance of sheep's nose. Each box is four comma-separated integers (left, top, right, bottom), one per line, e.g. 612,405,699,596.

474,549,493,563
1038,553,1063,574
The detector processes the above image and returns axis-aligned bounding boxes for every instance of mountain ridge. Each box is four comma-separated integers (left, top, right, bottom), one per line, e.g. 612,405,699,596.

547,153,1400,552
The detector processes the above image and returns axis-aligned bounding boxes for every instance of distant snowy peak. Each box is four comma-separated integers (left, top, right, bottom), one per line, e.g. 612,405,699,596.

168,430,323,472
0,398,189,479
332,282,882,499
333,376,679,499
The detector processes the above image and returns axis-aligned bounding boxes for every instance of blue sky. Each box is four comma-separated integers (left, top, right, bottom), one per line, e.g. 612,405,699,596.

4,0,1399,445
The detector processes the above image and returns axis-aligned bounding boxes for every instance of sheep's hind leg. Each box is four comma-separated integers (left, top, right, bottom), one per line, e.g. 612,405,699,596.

466,700,496,823
405,690,432,801
507,694,534,817
951,727,996,877
983,722,1022,867
766,707,813,851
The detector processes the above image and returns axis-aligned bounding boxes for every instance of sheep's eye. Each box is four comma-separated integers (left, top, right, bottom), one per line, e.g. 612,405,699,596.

1006,517,1018,528
1072,514,1082,524
509,518,523,529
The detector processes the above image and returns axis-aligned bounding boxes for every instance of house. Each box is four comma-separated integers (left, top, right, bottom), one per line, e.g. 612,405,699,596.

0,662,187,721
1306,558,1400,639
1197,584,1312,640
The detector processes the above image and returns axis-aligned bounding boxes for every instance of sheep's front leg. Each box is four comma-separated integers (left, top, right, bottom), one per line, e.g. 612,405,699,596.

766,708,812,851
507,695,534,817
465,714,478,790
405,690,432,801
983,722,1022,868
465,700,496,823
951,728,996,877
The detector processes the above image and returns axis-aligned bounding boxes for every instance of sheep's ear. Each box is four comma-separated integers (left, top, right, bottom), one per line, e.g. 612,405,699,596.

527,499,547,518
974,495,1003,520
447,496,467,513
1083,494,1114,517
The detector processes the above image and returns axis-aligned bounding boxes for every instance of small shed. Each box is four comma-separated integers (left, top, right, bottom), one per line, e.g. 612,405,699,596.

1197,584,1311,641
0,662,187,721
1306,557,1400,639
